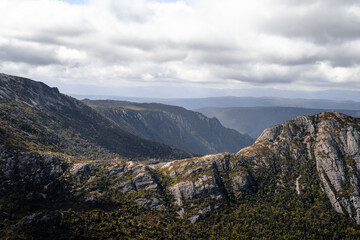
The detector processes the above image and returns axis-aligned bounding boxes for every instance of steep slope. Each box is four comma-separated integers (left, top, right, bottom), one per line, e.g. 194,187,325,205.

238,111,360,224
151,111,360,224
0,73,193,160
83,100,254,155
3,111,360,239
198,106,360,138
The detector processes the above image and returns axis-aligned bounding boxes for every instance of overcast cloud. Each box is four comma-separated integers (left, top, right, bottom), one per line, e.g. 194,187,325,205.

1,0,360,95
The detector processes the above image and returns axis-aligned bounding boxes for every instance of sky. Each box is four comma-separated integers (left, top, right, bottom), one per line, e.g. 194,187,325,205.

1,0,360,98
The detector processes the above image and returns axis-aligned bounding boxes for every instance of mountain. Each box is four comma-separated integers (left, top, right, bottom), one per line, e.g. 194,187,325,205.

2,111,360,239
237,111,360,224
198,106,360,138
70,87,360,102
83,100,254,155
0,73,193,160
167,96,360,110
75,96,360,111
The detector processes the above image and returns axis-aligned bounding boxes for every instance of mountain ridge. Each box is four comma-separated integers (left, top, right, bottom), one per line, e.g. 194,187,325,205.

2,73,360,238
0,73,194,160
74,95,360,110
2,111,360,238
83,99,254,155
198,106,360,138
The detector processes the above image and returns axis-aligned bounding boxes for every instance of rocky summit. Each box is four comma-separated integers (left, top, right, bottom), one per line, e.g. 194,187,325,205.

2,108,360,238
239,111,360,224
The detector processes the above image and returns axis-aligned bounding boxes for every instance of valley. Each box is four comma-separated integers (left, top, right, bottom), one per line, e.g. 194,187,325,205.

2,0,360,238
198,106,360,138
1,73,360,239
83,99,254,155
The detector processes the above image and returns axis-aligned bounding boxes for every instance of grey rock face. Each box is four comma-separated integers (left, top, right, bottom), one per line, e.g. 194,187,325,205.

188,215,200,224
132,172,159,191
0,73,65,109
68,161,164,209
313,113,360,223
232,173,257,197
162,153,257,219
0,143,165,210
84,99,254,155
2,110,360,226
21,211,64,226
164,153,231,207
0,73,194,161
240,112,360,224
135,197,165,210
70,163,94,175
169,181,197,206
0,145,70,201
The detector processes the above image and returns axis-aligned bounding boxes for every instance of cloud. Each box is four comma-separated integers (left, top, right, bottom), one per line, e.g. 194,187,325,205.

262,1,360,44
0,42,60,65
0,0,360,95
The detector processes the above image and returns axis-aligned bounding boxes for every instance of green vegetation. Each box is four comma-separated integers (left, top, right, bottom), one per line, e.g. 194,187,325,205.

2,144,360,239
0,93,191,161
83,99,254,155
2,75,360,239
2,183,360,239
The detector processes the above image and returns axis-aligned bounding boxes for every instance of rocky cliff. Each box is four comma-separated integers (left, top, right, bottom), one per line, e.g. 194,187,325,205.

151,111,360,224
239,111,360,223
0,73,193,160
2,82,360,239
2,111,360,224
83,100,254,155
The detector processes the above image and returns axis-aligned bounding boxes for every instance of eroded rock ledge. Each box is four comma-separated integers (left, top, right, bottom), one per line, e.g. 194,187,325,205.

1,112,360,224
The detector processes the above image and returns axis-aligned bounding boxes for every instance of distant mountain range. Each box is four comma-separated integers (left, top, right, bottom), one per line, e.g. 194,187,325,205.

72,95,360,111
83,100,254,155
198,106,360,138
69,87,360,101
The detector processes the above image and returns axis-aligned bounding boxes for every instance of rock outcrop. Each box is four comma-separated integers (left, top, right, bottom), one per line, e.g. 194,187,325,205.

0,144,166,210
2,110,360,226
84,99,254,155
0,73,193,160
239,111,360,224
0,144,70,202
67,160,167,210
160,153,257,222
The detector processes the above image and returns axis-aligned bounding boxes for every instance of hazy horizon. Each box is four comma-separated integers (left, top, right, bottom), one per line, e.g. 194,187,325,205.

68,86,360,102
